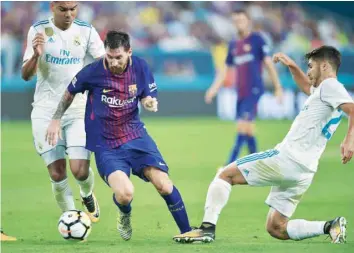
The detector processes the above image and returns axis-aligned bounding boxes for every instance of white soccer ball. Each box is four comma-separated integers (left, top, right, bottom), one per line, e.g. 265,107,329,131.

58,210,92,240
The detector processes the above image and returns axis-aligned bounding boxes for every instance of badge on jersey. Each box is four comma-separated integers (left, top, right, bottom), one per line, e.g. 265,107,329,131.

45,27,54,37
71,77,77,87
129,84,137,96
74,36,81,46
243,44,251,52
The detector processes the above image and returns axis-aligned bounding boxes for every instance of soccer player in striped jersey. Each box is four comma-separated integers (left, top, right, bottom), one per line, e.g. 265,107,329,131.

46,31,192,241
205,9,283,164
22,1,104,223
174,46,353,244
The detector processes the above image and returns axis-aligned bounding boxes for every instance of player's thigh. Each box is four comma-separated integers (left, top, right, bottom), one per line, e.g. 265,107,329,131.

143,166,173,194
94,148,131,185
265,175,313,218
126,135,169,182
236,95,261,122
63,118,91,161
32,118,66,166
235,149,286,186
217,162,248,185
107,170,134,197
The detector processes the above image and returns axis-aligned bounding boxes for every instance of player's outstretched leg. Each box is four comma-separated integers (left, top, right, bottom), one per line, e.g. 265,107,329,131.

108,171,133,241
70,158,100,223
267,208,347,243
173,162,246,243
144,167,191,236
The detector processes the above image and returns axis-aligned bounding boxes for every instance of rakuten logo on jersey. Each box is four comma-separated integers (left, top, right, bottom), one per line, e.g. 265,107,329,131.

101,95,136,108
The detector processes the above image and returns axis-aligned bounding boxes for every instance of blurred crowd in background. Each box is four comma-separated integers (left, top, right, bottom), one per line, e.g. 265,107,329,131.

1,1,354,84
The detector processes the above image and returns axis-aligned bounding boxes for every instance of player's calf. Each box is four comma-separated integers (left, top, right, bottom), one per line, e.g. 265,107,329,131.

144,167,191,234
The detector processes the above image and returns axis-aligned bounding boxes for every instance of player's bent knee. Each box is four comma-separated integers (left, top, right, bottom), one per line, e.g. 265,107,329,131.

237,121,251,134
69,160,90,181
47,160,67,182
156,178,173,195
113,184,134,204
266,220,289,240
115,190,134,205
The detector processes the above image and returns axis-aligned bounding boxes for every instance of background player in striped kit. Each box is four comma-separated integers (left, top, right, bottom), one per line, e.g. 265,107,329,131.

46,31,192,241
205,9,284,164
21,1,104,222
174,46,354,244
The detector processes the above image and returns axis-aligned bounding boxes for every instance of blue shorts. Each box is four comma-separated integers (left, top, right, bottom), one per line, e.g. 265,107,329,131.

94,133,168,184
236,94,262,121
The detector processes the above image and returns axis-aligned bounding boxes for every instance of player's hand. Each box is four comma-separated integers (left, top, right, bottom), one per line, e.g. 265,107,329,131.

205,86,218,104
272,53,296,67
141,96,158,112
33,33,45,57
340,140,354,164
274,87,284,104
45,119,62,146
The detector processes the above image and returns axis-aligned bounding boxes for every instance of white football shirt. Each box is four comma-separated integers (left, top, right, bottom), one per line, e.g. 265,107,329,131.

23,17,105,115
276,78,353,172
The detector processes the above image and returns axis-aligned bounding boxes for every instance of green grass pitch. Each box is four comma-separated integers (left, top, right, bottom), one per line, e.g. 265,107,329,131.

1,117,353,253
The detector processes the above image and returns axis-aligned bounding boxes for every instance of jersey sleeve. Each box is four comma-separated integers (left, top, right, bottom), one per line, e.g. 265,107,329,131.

67,64,92,94
23,26,37,64
320,80,354,109
140,59,157,99
87,26,105,59
259,34,270,61
225,41,235,66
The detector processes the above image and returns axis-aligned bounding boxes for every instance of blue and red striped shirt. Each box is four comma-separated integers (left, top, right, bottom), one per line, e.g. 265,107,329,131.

226,32,269,98
67,56,157,151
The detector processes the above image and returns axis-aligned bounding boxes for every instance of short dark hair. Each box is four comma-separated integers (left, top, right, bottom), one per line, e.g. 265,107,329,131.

104,30,130,51
232,9,250,19
305,45,341,73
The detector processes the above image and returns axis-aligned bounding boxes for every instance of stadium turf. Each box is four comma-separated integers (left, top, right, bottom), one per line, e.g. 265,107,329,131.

1,117,353,253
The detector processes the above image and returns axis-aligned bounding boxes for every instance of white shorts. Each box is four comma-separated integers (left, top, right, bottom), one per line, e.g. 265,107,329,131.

31,107,90,166
236,149,314,218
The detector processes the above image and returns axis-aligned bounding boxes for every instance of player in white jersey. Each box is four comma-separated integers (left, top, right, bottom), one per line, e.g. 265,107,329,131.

21,2,105,222
173,46,354,244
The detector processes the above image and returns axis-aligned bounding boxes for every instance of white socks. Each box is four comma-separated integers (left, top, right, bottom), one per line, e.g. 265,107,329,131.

51,178,76,212
287,219,326,240
203,178,232,225
76,167,94,198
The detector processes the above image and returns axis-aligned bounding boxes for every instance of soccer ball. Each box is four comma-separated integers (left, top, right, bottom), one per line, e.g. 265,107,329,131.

58,210,91,240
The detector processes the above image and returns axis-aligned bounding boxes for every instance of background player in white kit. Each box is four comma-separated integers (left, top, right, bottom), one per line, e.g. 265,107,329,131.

21,2,105,222
173,45,354,244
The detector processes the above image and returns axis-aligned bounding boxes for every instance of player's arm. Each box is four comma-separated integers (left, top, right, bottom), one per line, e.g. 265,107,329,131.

205,64,233,104
46,90,75,146
263,56,283,102
339,102,354,164
46,67,90,146
22,27,45,81
321,80,354,164
205,40,236,104
140,60,158,112
273,52,311,95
